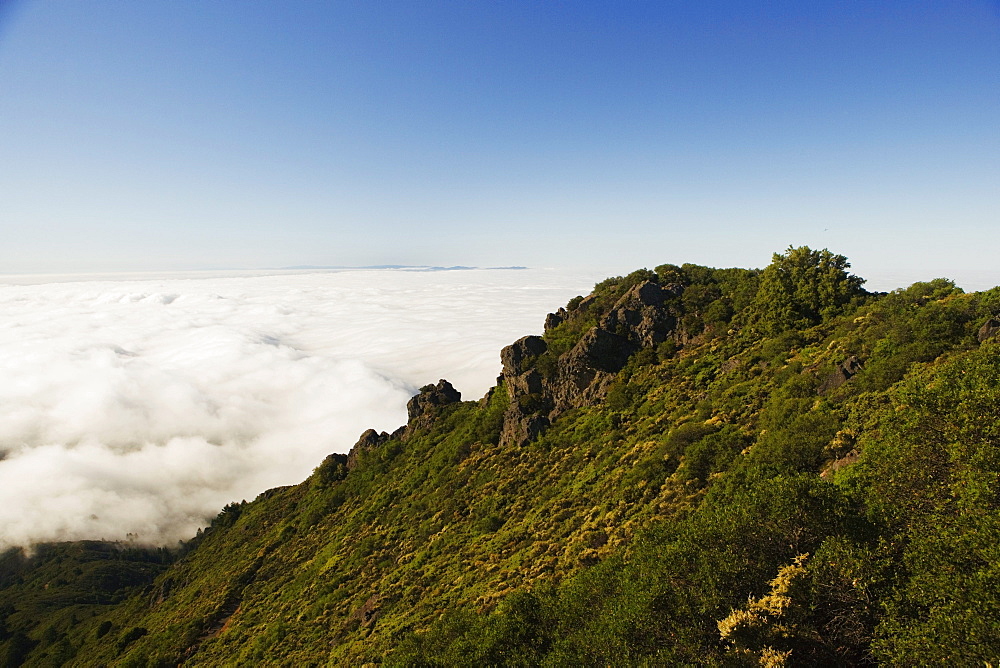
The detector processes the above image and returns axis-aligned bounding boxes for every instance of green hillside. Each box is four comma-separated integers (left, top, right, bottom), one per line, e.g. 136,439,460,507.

3,247,1000,666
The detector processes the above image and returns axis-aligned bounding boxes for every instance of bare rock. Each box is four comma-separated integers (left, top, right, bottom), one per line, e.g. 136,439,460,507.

820,449,861,478
407,379,461,421
347,429,389,470
497,336,554,446
978,318,1000,342
499,408,549,449
349,595,383,628
506,368,544,400
548,327,636,415
495,283,678,447
819,356,863,394
569,326,637,373
544,307,568,331
500,335,547,377
403,379,461,437
599,280,676,347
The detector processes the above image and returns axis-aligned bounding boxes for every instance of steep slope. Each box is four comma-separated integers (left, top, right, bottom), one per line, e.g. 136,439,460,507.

3,247,1000,666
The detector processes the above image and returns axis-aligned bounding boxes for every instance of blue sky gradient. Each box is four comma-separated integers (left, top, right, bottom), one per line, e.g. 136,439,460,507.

0,1,997,285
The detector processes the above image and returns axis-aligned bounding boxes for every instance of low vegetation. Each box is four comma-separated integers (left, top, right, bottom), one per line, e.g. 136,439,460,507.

2,246,999,666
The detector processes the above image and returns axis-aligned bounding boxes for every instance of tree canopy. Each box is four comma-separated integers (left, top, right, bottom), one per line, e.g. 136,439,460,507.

748,246,867,335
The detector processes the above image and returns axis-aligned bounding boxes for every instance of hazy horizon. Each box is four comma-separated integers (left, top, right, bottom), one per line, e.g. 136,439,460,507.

3,261,1000,295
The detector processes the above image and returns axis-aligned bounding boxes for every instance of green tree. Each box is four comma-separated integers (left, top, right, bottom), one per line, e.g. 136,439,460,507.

749,246,866,335
847,343,1000,664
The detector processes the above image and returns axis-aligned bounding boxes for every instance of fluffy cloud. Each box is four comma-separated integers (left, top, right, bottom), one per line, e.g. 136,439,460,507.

0,268,599,549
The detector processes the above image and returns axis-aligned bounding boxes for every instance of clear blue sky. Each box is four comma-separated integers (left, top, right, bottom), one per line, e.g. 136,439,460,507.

0,1,997,284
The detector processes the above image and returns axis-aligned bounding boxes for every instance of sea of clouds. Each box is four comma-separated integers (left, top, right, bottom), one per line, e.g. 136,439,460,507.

0,268,602,550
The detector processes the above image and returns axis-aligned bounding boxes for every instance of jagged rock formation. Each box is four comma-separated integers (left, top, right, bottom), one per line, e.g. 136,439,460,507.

544,308,567,331
405,379,461,435
407,379,461,418
348,379,461,467
499,335,547,396
499,280,677,447
349,280,682,452
498,335,551,448
546,327,635,415
818,355,863,394
347,429,390,470
978,317,1000,342
598,280,678,347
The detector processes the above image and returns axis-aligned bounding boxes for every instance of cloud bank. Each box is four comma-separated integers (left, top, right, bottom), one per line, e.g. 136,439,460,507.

0,268,599,549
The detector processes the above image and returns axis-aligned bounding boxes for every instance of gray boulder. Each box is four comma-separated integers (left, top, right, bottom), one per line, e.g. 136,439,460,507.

978,318,1000,342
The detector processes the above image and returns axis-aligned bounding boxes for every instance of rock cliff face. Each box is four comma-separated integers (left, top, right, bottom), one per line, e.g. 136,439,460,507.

498,335,551,449
544,308,566,331
349,279,685,452
598,280,679,347
347,379,461,468
346,429,390,470
978,318,1000,342
547,327,634,414
405,379,461,436
818,356,863,394
498,280,679,447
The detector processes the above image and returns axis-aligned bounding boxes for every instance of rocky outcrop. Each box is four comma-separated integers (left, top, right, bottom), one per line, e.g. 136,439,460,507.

348,594,383,629
599,281,676,347
544,308,567,332
497,280,679,447
350,279,682,452
404,379,461,437
819,356,863,394
820,449,861,478
978,318,1000,342
500,336,547,398
498,336,552,447
407,379,461,421
347,380,461,468
547,327,636,416
346,429,390,470
501,335,547,377
499,409,549,450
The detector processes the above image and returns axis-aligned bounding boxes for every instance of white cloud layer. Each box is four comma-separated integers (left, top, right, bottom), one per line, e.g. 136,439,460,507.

0,268,601,549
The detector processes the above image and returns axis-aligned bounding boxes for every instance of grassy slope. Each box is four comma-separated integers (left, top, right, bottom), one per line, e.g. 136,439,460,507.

3,254,999,666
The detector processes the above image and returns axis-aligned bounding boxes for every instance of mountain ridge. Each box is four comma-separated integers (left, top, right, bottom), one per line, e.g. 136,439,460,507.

3,246,1000,666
